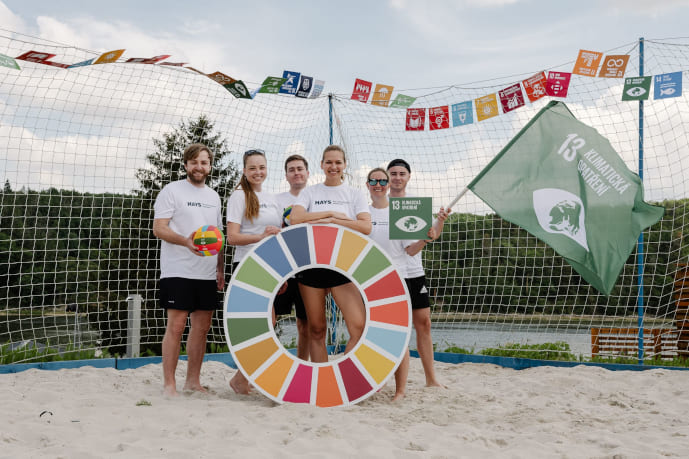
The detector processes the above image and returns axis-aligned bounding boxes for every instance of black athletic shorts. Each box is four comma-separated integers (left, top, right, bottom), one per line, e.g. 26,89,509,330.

273,277,307,320
296,268,351,289
159,277,218,311
404,275,430,310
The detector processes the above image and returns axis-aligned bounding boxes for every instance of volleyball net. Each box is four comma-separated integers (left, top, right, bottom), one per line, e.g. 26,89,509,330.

1,32,689,363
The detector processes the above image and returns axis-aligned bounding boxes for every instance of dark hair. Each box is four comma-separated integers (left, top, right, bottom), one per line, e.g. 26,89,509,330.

387,158,411,173
284,154,309,172
367,167,389,181
183,143,213,165
237,149,266,222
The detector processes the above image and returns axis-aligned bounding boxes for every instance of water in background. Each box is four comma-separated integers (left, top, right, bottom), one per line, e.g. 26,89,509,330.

275,320,592,357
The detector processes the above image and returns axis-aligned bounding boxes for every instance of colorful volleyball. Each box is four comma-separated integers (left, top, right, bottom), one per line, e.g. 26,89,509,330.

282,206,292,226
193,225,224,256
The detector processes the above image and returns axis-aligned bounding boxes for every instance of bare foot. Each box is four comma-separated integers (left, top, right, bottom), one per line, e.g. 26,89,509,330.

425,380,446,389
163,385,179,397
229,373,251,395
182,383,208,393
392,391,406,402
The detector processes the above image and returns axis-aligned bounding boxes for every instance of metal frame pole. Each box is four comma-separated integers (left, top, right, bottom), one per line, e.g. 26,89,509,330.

636,37,646,363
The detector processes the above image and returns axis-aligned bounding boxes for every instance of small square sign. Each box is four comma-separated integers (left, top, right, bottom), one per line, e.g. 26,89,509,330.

389,197,432,240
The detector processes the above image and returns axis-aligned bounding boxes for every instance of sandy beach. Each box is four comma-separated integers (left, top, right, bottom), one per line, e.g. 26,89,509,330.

2,358,688,458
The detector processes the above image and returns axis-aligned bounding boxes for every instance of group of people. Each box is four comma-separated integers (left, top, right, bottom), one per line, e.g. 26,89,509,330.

153,143,451,400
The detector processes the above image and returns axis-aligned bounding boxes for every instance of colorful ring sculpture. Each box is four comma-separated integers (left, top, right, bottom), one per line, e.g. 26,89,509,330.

223,223,412,407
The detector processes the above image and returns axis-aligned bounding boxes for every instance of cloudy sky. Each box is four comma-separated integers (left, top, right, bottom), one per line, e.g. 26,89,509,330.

2,0,689,93
1,0,688,206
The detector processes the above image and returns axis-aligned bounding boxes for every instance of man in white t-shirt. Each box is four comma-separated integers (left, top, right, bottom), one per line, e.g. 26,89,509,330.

153,143,224,397
387,158,451,388
274,154,310,360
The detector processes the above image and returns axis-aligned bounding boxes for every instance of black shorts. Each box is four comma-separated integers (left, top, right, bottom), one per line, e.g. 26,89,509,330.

297,268,351,289
405,275,430,310
159,277,218,311
273,277,307,320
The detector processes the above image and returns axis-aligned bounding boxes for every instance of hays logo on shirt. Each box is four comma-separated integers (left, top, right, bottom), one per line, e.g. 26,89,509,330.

315,199,348,206
187,201,214,208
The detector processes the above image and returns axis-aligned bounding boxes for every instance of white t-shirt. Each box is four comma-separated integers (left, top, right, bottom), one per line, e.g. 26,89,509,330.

276,191,300,225
226,189,281,262
294,182,369,220
369,205,408,278
399,194,425,279
153,179,223,280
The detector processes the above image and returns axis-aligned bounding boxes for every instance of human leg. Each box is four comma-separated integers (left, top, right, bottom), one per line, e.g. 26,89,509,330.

298,283,328,362
330,283,366,354
183,309,213,392
412,307,443,387
296,317,310,360
229,369,251,395
393,349,410,401
162,308,189,396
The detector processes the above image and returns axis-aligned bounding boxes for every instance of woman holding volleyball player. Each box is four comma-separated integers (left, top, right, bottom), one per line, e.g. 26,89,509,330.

226,148,282,394
290,145,371,363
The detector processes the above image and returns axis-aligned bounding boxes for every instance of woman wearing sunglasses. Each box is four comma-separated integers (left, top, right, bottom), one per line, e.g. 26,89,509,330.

366,167,410,401
290,145,371,363
226,149,282,394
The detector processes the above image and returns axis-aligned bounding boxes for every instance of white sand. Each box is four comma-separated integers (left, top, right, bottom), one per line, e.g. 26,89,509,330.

2,358,688,458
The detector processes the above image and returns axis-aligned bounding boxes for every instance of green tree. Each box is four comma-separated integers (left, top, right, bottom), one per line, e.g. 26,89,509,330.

135,115,240,198
130,115,240,351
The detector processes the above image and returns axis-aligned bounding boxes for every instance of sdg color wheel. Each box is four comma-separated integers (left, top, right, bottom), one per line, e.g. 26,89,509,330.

223,223,412,407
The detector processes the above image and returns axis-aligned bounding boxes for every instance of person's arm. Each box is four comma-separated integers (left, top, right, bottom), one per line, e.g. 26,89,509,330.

289,205,350,224
405,239,429,257
216,246,225,290
331,212,372,235
216,201,225,290
429,206,451,240
153,217,200,255
226,222,280,246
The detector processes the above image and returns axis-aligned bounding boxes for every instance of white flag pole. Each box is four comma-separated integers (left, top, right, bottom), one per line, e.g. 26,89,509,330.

430,186,469,230
444,186,469,211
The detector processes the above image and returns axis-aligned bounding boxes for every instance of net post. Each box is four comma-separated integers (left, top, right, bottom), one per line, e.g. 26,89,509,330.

126,294,142,358
328,93,334,145
636,36,645,364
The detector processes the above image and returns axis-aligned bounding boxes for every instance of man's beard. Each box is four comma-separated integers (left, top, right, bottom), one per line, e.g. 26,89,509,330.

188,171,209,185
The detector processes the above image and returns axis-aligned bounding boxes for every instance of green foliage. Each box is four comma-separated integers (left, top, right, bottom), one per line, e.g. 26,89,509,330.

135,114,240,199
479,341,576,361
441,342,689,367
424,204,678,316
441,345,473,354
0,115,240,357
208,342,230,354
0,341,108,364
0,163,684,362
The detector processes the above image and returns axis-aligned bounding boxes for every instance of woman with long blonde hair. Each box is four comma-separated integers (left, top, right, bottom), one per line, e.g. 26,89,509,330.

226,149,281,393
290,145,371,362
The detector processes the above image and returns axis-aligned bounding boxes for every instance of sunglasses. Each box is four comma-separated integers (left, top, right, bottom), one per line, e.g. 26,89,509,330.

367,178,389,186
244,149,265,157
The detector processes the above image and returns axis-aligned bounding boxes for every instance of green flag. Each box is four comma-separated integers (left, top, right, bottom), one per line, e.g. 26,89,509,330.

468,101,664,295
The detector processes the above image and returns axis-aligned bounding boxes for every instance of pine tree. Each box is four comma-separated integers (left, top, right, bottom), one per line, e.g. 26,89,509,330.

135,115,240,197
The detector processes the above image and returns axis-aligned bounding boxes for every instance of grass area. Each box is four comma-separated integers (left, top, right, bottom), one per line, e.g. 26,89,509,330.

440,341,689,367
3,339,688,368
430,312,674,328
0,341,108,365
